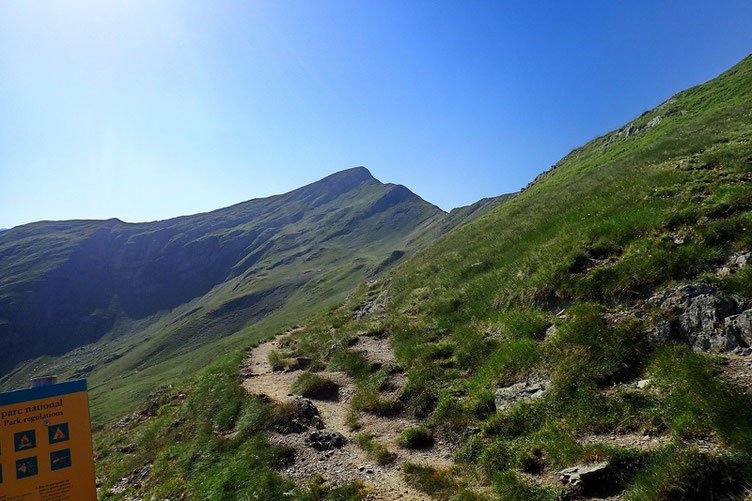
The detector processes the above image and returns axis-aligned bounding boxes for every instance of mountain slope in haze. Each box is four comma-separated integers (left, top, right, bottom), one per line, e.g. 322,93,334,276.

0,167,512,421
94,55,752,500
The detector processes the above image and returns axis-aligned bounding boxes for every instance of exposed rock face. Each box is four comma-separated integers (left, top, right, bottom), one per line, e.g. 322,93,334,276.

604,114,665,147
646,115,664,128
718,252,751,277
725,310,752,348
356,290,389,320
560,462,611,496
306,430,347,451
495,377,550,411
648,281,750,352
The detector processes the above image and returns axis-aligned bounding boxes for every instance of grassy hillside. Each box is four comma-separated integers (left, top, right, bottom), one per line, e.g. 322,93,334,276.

0,167,514,423
95,54,752,500
0,168,451,420
282,54,752,499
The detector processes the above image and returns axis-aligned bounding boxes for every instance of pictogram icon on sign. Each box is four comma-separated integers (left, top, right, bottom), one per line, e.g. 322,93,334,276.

16,456,38,479
14,429,36,452
50,448,72,471
48,422,70,444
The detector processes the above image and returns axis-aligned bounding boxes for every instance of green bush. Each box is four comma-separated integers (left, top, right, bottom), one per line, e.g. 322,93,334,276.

486,307,549,341
479,440,514,479
328,349,373,381
268,350,297,371
455,434,487,464
549,304,646,391
650,346,752,450
402,366,441,418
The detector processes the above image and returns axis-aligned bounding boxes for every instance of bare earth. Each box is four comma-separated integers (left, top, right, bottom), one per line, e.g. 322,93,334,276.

241,334,454,500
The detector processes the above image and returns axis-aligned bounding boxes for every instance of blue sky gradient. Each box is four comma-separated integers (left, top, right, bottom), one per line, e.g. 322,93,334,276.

1,1,751,227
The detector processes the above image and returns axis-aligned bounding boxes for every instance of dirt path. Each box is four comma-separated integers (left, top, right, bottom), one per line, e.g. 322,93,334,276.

719,352,752,392
241,335,453,500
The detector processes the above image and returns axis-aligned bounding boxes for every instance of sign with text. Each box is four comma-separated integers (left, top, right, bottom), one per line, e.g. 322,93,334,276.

0,380,96,501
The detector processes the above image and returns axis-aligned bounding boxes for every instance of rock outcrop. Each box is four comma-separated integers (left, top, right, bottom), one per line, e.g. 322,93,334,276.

560,462,611,496
647,281,750,352
718,252,751,277
495,377,550,411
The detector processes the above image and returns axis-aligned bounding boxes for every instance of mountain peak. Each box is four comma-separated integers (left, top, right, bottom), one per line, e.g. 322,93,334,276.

318,166,374,183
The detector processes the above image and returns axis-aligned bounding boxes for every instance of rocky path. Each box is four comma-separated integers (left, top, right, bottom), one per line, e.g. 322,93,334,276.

241,334,453,500
719,352,752,392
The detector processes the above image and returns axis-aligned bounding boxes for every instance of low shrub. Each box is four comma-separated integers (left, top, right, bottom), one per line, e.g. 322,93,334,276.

403,463,456,497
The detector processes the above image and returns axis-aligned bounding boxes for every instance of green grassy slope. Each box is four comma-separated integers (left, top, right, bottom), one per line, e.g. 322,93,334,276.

0,168,451,420
95,54,752,500
281,54,752,499
0,167,515,423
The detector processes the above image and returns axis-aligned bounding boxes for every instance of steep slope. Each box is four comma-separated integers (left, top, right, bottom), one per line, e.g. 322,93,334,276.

274,55,752,499
94,55,752,500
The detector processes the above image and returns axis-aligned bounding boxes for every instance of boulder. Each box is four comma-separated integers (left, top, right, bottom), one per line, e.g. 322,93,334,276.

306,430,347,451
495,378,550,411
718,251,751,276
646,317,675,346
356,290,389,320
268,397,321,434
725,310,752,348
560,462,611,496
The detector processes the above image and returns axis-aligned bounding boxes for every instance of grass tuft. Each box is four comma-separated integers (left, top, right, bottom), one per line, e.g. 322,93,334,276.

354,433,397,465
398,425,434,449
291,372,340,400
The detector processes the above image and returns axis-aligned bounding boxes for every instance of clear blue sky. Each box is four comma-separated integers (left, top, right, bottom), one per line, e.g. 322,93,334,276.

1,2,751,228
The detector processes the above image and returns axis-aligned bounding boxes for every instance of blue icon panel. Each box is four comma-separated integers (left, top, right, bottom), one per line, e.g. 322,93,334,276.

16,456,38,479
14,430,36,452
50,449,72,471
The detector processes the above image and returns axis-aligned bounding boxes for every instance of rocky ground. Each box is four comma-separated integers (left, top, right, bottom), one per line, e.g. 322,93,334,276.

239,266,752,500
241,332,455,500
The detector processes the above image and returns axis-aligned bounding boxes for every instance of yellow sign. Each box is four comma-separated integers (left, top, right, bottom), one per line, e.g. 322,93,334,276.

0,380,96,501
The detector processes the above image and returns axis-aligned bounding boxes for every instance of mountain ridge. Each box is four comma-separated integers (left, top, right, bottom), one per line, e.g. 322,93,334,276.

0,165,511,421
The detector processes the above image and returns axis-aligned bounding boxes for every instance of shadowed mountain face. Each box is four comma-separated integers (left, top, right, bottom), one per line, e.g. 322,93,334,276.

0,167,511,419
